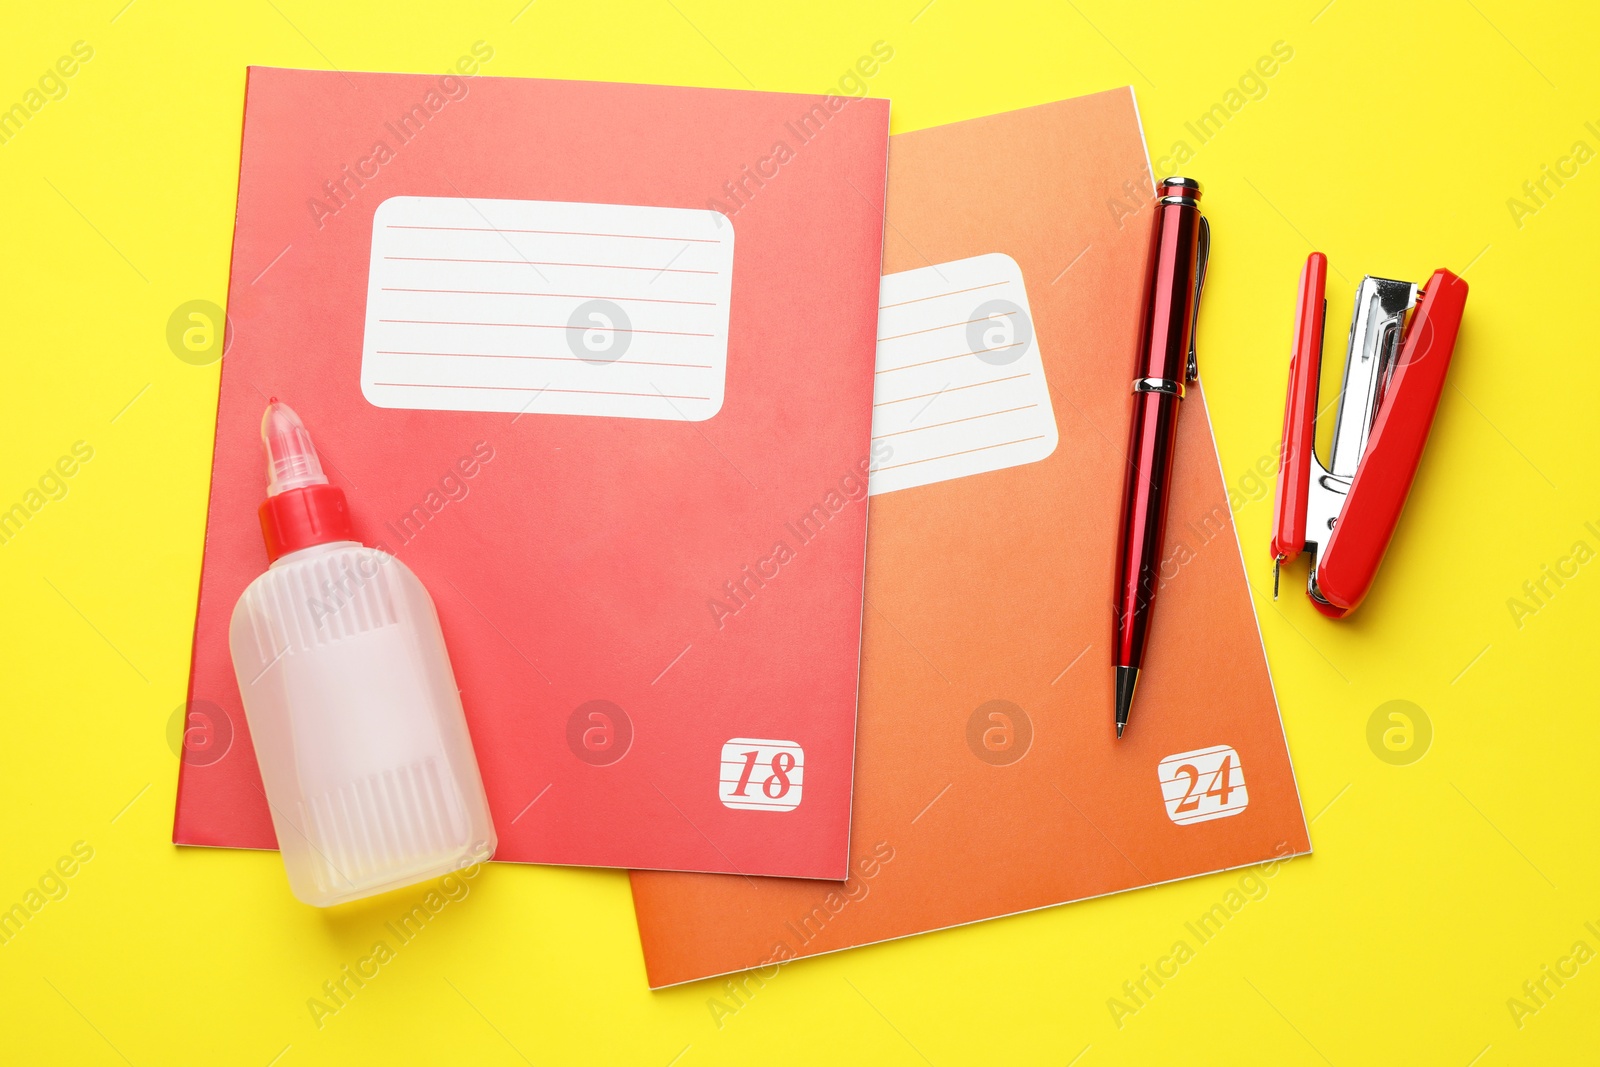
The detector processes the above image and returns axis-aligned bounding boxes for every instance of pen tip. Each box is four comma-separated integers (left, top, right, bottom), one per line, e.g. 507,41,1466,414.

1114,666,1138,740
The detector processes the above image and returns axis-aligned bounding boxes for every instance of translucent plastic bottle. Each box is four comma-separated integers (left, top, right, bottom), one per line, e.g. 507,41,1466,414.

229,400,496,906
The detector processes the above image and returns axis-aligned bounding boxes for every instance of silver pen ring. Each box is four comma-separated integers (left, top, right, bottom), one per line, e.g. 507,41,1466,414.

1133,377,1185,398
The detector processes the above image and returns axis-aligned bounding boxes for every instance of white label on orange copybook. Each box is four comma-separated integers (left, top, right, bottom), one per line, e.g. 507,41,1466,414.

361,196,734,421
718,738,804,812
868,252,1058,495
1158,744,1249,826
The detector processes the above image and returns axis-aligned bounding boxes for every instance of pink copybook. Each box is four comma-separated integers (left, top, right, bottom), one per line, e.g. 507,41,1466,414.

174,64,891,878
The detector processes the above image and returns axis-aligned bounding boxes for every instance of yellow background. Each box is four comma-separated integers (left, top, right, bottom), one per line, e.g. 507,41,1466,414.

2,0,1596,1063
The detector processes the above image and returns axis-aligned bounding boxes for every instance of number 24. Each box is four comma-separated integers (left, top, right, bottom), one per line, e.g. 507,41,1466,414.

1174,756,1235,812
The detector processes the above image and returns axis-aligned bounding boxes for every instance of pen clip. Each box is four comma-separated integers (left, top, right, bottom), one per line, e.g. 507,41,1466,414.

1186,214,1209,383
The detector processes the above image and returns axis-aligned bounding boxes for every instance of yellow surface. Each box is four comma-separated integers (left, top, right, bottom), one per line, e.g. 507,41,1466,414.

2,1,1595,1063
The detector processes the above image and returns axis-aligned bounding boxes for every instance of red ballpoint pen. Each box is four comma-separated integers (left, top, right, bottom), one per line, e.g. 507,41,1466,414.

1112,177,1209,739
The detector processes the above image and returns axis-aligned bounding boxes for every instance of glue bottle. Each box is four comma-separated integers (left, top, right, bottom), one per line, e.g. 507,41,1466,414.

228,400,496,905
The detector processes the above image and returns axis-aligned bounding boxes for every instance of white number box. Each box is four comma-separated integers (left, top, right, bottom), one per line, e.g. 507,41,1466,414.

1158,744,1249,825
361,196,734,422
718,738,804,812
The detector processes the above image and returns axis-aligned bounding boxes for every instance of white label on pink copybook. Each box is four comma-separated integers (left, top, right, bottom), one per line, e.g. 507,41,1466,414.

361,196,735,421
718,738,805,813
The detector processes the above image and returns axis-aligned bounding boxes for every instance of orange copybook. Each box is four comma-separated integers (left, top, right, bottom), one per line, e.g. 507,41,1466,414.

629,88,1311,988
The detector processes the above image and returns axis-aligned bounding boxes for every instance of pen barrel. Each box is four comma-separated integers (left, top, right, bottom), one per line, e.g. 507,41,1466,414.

1113,180,1205,670
1114,390,1182,666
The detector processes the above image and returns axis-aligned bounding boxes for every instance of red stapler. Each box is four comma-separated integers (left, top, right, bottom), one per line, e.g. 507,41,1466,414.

1270,253,1468,618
